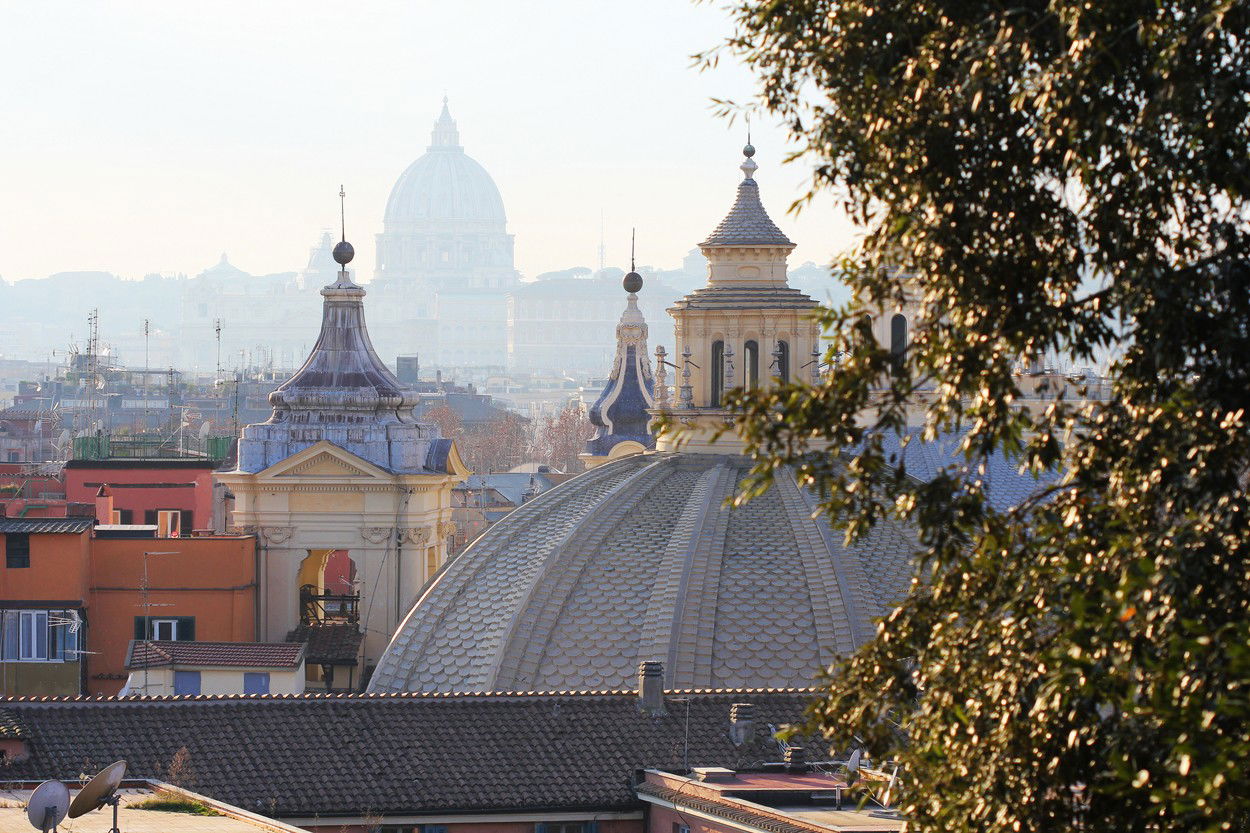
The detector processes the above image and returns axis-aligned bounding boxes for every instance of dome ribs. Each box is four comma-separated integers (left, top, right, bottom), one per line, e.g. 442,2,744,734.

493,456,675,690
666,462,738,689
636,465,721,683
777,471,865,658
370,454,921,694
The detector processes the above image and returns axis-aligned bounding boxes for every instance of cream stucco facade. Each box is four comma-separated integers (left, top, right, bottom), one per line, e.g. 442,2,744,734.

218,230,469,686
123,664,307,696
655,147,822,454
217,441,467,669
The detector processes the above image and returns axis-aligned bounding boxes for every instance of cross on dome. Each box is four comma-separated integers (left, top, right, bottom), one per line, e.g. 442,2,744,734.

430,97,461,149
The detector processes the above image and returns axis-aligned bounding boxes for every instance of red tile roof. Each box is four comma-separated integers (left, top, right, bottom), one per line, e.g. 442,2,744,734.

126,640,305,669
0,518,93,534
284,622,362,665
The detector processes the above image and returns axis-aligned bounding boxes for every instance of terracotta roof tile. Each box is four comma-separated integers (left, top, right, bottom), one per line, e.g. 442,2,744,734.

0,518,93,534
284,623,362,665
0,708,26,738
126,641,305,669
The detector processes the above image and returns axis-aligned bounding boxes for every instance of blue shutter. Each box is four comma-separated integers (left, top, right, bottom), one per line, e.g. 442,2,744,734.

243,672,270,695
173,670,201,695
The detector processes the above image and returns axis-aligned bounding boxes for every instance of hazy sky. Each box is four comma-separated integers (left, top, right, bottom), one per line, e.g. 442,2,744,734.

1,1,857,283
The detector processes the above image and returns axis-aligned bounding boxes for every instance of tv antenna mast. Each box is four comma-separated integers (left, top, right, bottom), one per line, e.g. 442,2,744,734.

214,318,223,376
597,210,606,272
138,551,178,694
86,309,101,429
143,319,151,430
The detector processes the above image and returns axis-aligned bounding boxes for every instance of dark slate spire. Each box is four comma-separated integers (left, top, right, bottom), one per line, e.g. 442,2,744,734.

584,266,656,458
699,144,794,247
235,189,450,475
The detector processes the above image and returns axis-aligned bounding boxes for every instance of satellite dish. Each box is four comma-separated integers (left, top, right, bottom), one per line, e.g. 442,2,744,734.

68,760,126,819
198,420,211,441
56,429,71,449
26,780,69,832
847,748,862,774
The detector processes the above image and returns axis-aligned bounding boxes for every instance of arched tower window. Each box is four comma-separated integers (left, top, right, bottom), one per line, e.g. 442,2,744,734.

890,314,908,368
744,340,759,389
775,340,790,382
711,340,725,406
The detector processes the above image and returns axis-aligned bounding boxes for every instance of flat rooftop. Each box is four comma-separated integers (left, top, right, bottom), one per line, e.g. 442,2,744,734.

0,783,305,832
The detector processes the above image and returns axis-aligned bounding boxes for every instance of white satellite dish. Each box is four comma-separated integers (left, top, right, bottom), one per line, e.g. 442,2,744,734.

198,420,211,441
56,429,71,449
26,779,69,832
68,760,126,827
847,748,862,774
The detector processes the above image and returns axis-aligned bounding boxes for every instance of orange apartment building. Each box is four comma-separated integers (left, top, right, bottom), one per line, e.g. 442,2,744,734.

0,509,255,697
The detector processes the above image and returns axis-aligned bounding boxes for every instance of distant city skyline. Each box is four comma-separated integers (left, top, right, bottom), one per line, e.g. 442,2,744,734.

1,0,857,284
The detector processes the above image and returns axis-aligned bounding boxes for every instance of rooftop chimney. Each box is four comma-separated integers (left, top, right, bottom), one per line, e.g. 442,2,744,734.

729,702,755,746
94,484,113,525
638,660,665,715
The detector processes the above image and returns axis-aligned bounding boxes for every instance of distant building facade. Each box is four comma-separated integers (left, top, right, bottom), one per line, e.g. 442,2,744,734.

372,99,519,368
507,271,678,374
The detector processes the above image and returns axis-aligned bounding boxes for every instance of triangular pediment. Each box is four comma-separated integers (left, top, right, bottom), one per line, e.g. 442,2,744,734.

258,441,391,481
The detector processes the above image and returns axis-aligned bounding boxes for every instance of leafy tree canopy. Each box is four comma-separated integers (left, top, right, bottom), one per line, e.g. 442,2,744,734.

704,1,1250,829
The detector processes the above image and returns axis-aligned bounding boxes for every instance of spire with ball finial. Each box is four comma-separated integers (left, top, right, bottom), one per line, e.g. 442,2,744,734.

333,185,355,267
623,227,643,295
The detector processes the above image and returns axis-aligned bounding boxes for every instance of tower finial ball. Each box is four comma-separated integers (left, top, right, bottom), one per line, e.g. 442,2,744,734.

623,271,643,294
743,143,756,158
333,240,355,265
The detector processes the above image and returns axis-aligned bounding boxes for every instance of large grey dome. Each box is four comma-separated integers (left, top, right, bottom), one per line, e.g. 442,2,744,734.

369,452,918,694
382,100,506,228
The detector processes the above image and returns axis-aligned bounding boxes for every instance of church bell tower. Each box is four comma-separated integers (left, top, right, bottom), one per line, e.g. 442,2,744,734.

654,144,823,453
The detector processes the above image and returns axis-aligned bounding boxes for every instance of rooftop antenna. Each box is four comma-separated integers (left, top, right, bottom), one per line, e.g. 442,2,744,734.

138,550,178,694
142,319,151,431
630,227,636,273
67,760,126,832
214,318,222,375
339,184,346,242
597,211,606,272
26,779,69,832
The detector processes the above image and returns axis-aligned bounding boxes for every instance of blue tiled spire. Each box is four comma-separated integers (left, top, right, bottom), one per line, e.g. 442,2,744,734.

584,271,656,457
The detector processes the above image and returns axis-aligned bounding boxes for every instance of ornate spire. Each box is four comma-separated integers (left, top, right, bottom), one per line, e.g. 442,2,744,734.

700,143,792,247
234,188,446,476
584,262,656,459
430,97,461,149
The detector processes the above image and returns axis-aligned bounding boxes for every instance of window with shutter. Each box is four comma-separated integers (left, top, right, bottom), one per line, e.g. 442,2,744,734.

5,534,30,568
243,672,270,695
173,670,201,695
